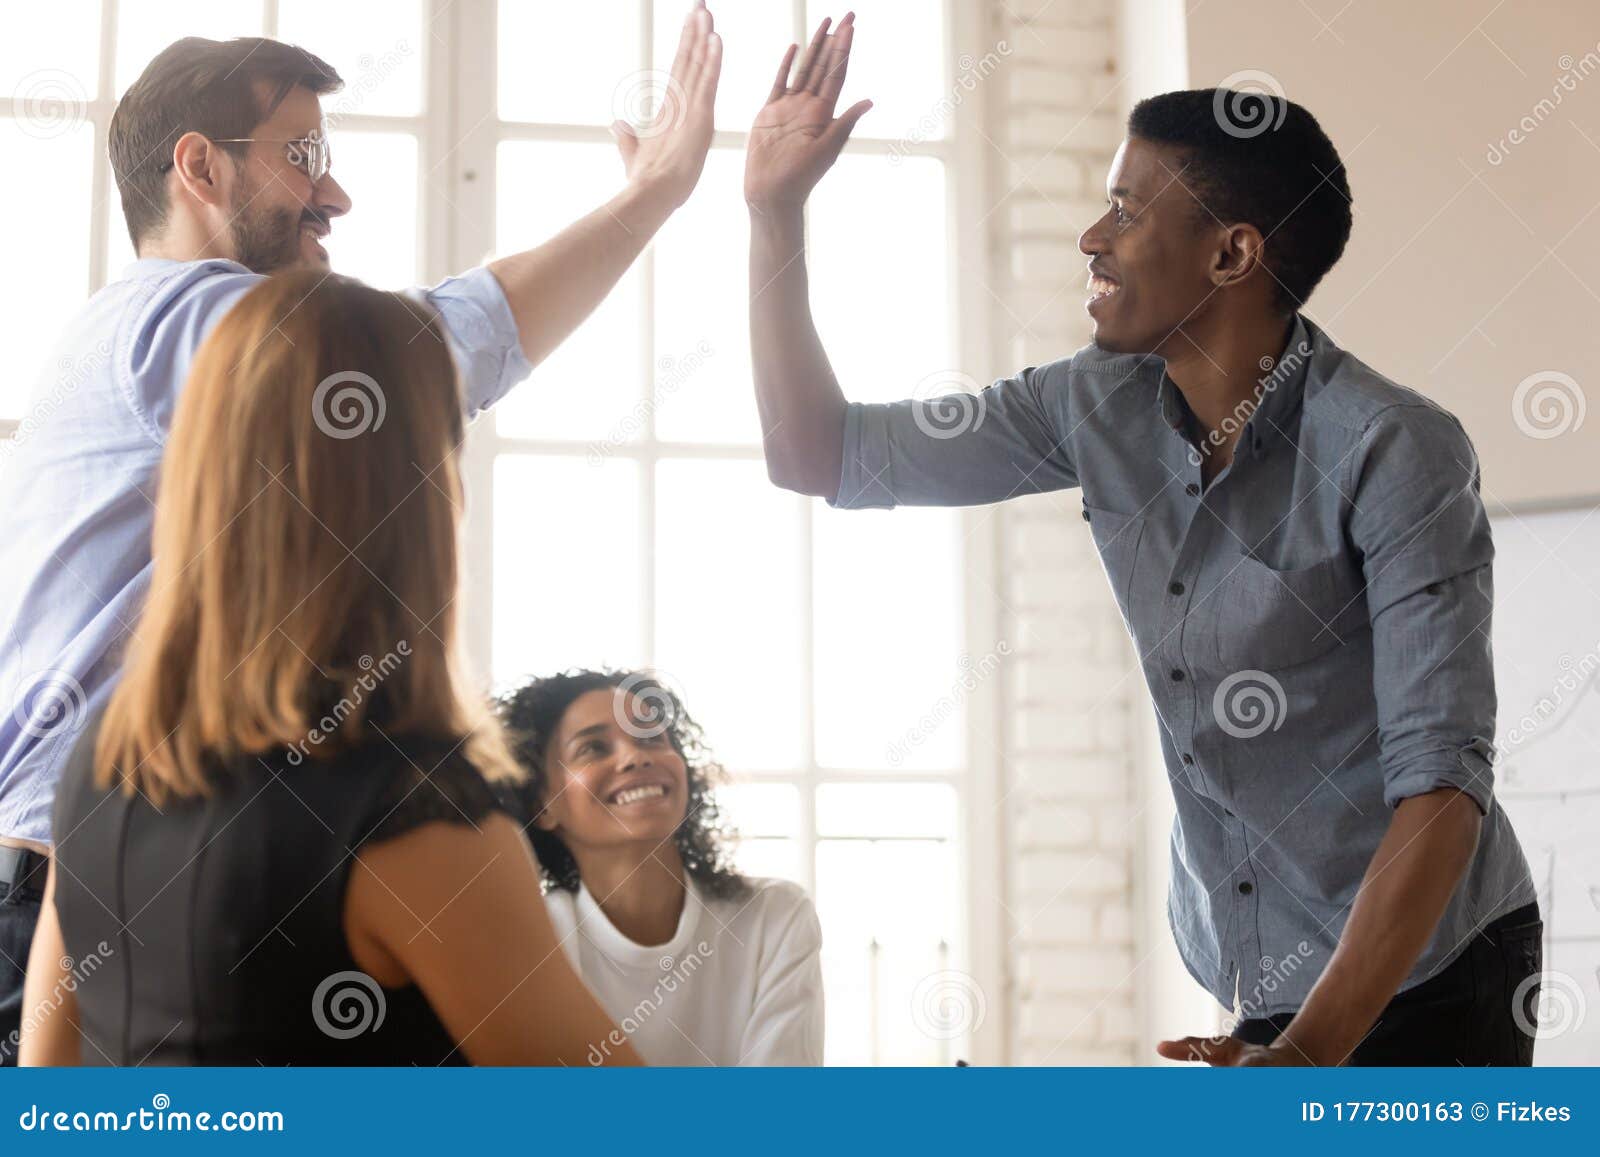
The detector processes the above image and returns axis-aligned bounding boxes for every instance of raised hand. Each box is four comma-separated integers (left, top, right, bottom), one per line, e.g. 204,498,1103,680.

744,13,872,213
614,1,722,210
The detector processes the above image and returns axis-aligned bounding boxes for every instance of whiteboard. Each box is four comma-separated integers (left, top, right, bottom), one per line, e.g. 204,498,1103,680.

1491,505,1600,1065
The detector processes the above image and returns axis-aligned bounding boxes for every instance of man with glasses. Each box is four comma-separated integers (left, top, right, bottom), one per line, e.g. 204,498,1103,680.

0,7,723,1061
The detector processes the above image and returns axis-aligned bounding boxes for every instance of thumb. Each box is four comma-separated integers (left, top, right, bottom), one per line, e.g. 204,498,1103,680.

1156,1035,1234,1064
822,99,873,152
611,120,639,168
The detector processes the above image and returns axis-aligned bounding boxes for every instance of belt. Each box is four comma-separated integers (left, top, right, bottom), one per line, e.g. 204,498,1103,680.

0,846,49,898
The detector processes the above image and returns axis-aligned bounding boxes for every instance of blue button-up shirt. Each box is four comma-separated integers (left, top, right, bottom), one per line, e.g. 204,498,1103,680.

834,315,1536,1015
0,259,530,844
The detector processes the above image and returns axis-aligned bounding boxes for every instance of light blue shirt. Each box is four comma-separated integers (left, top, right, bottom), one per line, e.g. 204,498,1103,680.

0,259,531,844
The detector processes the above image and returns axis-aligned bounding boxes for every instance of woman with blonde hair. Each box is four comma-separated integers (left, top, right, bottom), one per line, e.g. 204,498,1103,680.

19,271,638,1066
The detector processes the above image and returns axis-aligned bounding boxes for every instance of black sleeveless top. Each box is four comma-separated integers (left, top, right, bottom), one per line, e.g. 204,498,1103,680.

52,718,512,1065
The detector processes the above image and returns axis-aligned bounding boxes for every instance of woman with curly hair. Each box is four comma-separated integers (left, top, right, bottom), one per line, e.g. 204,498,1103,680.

498,670,824,1065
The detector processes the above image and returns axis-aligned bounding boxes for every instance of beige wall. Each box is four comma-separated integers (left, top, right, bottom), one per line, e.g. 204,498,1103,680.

1178,0,1600,510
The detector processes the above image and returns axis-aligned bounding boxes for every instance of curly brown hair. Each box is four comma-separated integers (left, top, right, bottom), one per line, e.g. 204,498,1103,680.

495,670,748,901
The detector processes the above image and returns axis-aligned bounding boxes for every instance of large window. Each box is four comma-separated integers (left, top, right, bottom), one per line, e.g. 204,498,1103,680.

1,0,997,1066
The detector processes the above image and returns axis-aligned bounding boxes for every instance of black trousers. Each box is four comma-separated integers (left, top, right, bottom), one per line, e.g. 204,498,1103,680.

1233,901,1543,1065
0,854,46,1067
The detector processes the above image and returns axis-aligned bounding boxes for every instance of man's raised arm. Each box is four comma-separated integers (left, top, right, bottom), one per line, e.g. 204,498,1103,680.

744,15,871,498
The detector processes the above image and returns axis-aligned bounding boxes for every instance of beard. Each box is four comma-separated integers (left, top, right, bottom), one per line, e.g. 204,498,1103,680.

228,181,311,274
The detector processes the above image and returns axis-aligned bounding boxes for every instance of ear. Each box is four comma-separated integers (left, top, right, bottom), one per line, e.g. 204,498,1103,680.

1211,222,1267,290
169,130,235,210
532,797,562,833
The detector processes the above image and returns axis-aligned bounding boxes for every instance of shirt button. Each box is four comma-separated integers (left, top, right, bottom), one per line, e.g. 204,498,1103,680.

1081,509,1091,522
1181,753,1194,765
1185,482,1200,497
1238,881,1253,895
1169,580,1185,596
1170,669,1185,682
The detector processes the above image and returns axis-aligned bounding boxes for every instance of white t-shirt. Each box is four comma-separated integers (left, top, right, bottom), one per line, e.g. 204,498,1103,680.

543,875,824,1066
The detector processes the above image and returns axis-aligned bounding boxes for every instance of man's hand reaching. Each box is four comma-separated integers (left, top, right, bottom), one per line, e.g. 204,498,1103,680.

745,13,872,213
615,0,722,210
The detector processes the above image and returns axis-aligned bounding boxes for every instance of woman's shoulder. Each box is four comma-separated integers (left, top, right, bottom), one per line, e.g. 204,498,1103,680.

706,876,819,942
343,737,520,849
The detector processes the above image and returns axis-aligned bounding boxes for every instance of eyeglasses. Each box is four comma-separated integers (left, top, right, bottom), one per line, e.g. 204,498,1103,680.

157,129,332,183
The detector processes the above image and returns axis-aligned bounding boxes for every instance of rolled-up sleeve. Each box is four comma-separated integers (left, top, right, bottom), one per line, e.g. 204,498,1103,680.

831,363,1078,509
407,267,533,420
1347,404,1497,812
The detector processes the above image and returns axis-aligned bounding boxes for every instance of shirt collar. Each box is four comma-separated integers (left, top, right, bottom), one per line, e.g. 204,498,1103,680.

1154,314,1315,462
573,875,702,969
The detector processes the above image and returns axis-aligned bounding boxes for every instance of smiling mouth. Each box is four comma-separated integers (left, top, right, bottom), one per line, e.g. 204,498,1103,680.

608,784,668,806
1087,274,1120,302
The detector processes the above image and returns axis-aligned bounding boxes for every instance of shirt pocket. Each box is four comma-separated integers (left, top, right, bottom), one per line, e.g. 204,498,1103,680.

1083,505,1146,630
1206,551,1365,674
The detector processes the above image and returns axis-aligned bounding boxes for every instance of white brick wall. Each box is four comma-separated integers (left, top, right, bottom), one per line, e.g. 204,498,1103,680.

980,0,1146,1066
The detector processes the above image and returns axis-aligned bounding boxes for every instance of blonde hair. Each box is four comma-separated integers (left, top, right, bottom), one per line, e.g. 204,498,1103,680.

98,270,521,799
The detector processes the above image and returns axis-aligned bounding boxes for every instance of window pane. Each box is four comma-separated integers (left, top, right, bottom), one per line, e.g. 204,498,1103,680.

492,454,644,685
1,1,100,103
817,836,962,1064
817,782,955,839
495,140,642,441
652,148,754,444
278,0,424,119
653,0,792,134
718,782,802,882
814,505,965,770
0,120,93,418
809,154,951,402
115,0,264,95
655,459,806,770
326,131,418,288
806,0,948,142
499,0,640,125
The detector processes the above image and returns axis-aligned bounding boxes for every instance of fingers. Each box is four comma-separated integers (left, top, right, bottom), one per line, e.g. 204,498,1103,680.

697,28,722,103
1155,1035,1239,1065
767,43,799,104
815,15,855,105
791,16,833,93
821,98,872,151
668,4,702,86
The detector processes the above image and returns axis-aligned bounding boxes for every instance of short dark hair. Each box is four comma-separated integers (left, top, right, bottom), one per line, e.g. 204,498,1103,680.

109,37,342,249
1127,88,1352,310
496,670,749,901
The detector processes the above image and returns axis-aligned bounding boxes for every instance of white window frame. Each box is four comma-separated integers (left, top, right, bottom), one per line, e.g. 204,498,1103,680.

1,0,1006,1065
